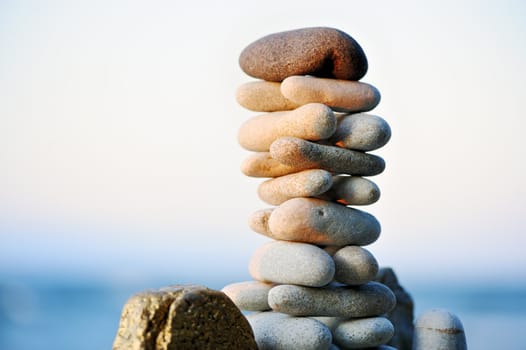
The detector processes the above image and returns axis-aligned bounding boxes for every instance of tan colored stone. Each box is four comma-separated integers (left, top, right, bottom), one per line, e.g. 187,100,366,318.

267,198,381,246
112,285,257,350
248,207,273,236
281,75,380,113
258,169,333,205
333,246,379,285
240,152,307,178
238,103,336,152
319,176,380,205
236,81,301,112
270,137,385,176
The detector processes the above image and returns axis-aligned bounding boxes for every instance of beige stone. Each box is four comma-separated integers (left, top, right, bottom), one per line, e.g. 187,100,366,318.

270,137,385,176
281,75,380,113
112,285,257,350
236,81,301,112
240,152,307,178
248,208,273,236
258,169,333,205
222,280,273,312
267,198,381,246
319,176,380,205
238,103,337,152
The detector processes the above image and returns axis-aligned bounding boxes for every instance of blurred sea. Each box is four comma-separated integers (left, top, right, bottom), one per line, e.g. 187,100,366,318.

0,274,525,350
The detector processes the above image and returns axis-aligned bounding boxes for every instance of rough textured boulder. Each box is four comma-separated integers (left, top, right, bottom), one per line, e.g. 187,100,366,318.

112,284,257,350
375,267,415,350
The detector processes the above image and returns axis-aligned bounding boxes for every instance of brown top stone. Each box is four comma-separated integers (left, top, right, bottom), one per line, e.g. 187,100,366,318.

239,27,368,82
112,284,257,350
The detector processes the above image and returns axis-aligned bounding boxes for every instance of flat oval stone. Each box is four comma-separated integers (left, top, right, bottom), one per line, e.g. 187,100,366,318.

249,240,335,287
238,103,337,152
239,27,368,82
258,169,333,205
281,76,380,113
319,176,380,206
248,208,273,236
270,137,385,176
334,317,394,349
247,311,333,350
241,152,307,178
329,113,391,151
413,309,467,350
333,246,379,285
222,281,273,311
268,198,381,246
236,81,301,112
268,282,396,317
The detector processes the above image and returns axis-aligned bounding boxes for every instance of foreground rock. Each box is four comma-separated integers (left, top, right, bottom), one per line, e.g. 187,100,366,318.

239,27,368,82
112,285,257,350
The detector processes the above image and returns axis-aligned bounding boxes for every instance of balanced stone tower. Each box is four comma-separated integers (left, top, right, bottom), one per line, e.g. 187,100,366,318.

223,27,398,350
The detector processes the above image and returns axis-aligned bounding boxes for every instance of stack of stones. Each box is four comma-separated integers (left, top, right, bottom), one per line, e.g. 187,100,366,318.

223,27,397,350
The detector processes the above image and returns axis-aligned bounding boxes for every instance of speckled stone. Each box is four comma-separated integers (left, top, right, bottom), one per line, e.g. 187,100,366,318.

319,176,380,206
222,281,272,312
258,169,333,205
268,198,381,246
236,81,301,112
241,152,307,178
329,113,391,151
112,285,257,350
281,76,380,113
239,27,368,82
311,316,349,332
413,309,467,350
334,317,394,349
333,246,379,285
247,311,333,350
270,137,385,176
238,103,336,152
249,240,335,287
268,282,396,317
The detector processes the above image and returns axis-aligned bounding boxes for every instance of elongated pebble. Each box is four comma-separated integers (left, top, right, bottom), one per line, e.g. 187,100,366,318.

258,169,333,205
281,76,380,113
320,176,380,206
268,282,396,317
330,113,391,151
333,246,379,285
236,81,301,112
239,27,368,82
249,241,335,287
222,281,272,311
334,317,394,349
241,152,307,178
248,208,273,236
413,309,467,350
270,137,385,176
238,103,336,152
247,312,333,350
268,198,381,246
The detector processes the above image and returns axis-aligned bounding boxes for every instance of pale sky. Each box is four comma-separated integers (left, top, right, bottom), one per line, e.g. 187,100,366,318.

1,0,525,286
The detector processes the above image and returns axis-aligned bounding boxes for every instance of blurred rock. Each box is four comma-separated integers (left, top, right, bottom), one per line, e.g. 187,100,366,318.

375,267,415,350
112,284,257,350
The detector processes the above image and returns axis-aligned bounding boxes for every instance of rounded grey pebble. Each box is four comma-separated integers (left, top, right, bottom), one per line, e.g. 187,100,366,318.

319,176,380,206
247,311,333,350
330,113,391,151
412,309,467,350
249,241,335,287
222,281,272,311
333,246,379,285
334,317,394,349
268,282,396,317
